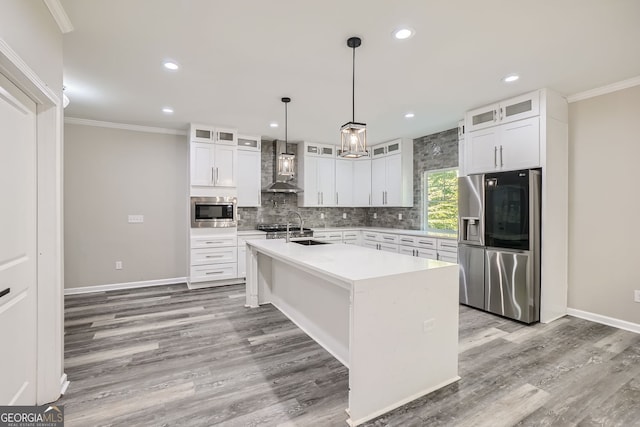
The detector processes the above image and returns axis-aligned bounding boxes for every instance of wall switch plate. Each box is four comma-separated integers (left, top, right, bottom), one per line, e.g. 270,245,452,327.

398,213,403,220
115,261,123,270
423,319,435,333
373,213,377,219
320,213,325,219
128,215,144,223
635,290,640,302
342,213,347,219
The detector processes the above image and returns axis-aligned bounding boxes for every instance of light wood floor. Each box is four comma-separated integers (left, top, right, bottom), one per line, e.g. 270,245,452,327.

57,283,640,426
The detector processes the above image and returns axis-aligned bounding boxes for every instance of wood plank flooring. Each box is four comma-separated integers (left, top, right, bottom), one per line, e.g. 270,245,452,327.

57,284,640,426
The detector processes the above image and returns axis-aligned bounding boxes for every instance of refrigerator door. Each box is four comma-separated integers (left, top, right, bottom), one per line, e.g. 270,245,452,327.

485,248,539,323
458,244,485,309
458,174,485,246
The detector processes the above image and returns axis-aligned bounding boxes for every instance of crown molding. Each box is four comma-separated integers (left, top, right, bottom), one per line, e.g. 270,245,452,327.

65,117,188,136
43,0,74,34
567,75,640,103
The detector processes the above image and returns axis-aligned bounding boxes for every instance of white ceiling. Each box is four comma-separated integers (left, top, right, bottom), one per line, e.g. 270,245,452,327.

61,0,640,144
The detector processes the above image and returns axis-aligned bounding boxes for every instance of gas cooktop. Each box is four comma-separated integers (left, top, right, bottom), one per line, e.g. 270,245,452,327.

256,223,314,239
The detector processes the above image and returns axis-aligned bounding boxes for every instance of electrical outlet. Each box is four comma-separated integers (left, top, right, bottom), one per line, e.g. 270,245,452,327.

635,290,640,303
115,261,123,270
398,213,403,220
320,213,325,219
128,215,144,223
373,212,377,219
342,213,347,219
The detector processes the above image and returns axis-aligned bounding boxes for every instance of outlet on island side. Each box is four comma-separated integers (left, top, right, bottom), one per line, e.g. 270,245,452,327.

635,290,640,303
373,212,377,219
115,261,123,270
320,213,325,219
398,213,403,220
342,212,347,219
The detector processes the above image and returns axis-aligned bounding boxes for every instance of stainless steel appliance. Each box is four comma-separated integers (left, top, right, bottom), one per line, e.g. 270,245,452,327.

256,223,313,239
458,169,541,323
190,196,237,228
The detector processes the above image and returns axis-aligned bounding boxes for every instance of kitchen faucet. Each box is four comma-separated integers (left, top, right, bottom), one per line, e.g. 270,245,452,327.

285,211,304,243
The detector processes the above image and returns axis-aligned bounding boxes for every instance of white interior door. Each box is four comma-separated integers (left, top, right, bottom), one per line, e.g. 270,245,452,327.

0,72,37,404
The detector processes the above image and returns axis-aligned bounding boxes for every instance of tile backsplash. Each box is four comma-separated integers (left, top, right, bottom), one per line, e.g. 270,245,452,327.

237,128,458,231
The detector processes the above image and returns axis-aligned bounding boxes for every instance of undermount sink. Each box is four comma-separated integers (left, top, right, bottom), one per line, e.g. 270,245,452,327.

291,239,328,246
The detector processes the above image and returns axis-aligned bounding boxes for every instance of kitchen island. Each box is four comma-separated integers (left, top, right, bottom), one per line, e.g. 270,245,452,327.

245,239,459,426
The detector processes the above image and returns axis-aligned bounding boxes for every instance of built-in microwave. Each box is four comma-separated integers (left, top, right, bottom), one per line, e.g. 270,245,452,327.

190,196,237,228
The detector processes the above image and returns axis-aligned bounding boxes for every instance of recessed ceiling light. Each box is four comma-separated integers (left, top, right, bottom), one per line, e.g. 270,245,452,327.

163,61,179,71
393,28,414,40
162,107,174,114
269,122,279,128
503,74,520,83
404,112,415,118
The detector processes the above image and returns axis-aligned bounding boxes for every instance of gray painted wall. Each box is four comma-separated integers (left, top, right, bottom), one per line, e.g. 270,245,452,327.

238,128,459,230
64,124,188,288
568,85,640,325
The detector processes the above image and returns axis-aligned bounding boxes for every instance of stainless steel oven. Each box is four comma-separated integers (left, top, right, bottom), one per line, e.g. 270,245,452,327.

190,196,237,228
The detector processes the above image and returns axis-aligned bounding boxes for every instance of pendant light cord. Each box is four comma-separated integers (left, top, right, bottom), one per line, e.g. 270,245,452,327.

352,45,355,122
285,101,288,143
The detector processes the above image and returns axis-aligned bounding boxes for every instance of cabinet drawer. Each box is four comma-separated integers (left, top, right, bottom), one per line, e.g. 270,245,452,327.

417,248,438,260
379,243,398,253
190,262,238,283
438,253,458,263
343,231,359,240
362,232,380,241
363,241,379,250
437,239,458,253
415,237,436,249
191,247,237,265
191,235,237,248
398,235,417,245
379,233,398,244
314,231,343,242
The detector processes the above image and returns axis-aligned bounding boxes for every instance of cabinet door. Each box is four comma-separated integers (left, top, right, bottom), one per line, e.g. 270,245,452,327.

499,91,539,125
213,144,237,187
499,116,540,171
317,156,335,206
363,241,379,250
237,150,261,207
416,248,438,260
335,159,353,206
371,157,386,206
302,156,320,206
353,159,372,206
466,127,500,175
466,104,498,132
399,246,416,257
190,142,215,186
237,246,246,278
384,154,403,206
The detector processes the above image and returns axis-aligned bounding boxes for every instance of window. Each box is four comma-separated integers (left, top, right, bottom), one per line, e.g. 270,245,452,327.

424,168,458,233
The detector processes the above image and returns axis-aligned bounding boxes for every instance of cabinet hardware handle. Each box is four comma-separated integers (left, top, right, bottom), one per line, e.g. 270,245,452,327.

321,192,323,205
206,271,224,275
336,192,338,205
318,192,320,205
499,107,504,121
493,109,497,122
211,167,215,183
0,288,10,299
205,255,224,258
216,167,219,183
500,145,504,167
369,193,371,205
494,146,498,167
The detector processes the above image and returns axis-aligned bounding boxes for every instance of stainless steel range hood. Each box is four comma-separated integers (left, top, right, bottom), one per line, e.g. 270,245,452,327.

262,140,302,193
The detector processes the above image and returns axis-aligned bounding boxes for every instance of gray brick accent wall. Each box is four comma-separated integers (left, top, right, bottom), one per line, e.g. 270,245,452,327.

237,129,458,231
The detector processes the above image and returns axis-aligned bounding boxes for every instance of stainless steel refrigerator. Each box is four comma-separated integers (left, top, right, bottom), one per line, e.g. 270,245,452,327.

458,169,541,324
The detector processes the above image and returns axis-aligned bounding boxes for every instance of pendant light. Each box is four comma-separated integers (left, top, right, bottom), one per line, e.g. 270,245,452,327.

277,97,295,177
339,36,367,158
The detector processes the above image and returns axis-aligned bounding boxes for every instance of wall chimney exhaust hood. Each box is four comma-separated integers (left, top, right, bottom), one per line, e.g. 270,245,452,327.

263,97,302,193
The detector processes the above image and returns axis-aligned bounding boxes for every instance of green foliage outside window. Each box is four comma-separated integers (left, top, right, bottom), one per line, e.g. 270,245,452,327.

426,169,458,233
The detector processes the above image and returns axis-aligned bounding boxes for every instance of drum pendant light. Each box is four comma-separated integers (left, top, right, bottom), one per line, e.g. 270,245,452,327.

339,36,367,158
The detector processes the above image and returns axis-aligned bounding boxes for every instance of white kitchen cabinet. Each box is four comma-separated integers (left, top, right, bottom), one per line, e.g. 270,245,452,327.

465,116,540,174
190,142,237,188
297,142,336,207
237,232,266,278
237,139,261,207
370,139,413,207
437,238,458,263
314,231,343,242
398,235,438,260
362,231,398,252
335,157,372,207
237,135,261,150
466,91,540,132
215,127,237,145
342,230,360,245
335,159,353,207
188,232,239,285
191,124,215,143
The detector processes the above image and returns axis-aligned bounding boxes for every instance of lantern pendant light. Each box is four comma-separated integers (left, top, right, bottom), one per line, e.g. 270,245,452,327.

340,36,367,158
277,97,295,177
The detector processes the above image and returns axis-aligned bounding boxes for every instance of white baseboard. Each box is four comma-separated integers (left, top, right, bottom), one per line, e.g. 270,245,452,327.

567,308,640,334
60,373,69,395
64,277,187,295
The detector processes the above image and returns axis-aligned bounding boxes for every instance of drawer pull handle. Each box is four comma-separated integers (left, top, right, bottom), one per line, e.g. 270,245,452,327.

206,271,224,275
205,255,224,258
0,288,10,299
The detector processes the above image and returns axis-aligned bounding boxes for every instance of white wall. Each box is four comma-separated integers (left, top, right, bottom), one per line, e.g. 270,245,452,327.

568,84,640,326
64,123,188,289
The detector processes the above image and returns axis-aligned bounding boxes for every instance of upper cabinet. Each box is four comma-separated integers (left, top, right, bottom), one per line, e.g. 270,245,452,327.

465,91,540,132
297,142,336,207
336,156,371,207
236,135,262,207
189,123,238,190
370,138,413,207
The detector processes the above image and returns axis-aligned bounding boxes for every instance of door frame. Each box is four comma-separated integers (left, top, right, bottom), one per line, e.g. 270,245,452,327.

0,38,65,404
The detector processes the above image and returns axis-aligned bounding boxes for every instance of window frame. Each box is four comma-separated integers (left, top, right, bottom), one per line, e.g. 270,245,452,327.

423,167,459,235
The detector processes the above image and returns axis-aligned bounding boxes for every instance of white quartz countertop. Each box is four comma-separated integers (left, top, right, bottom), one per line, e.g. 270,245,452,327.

245,238,454,284
311,226,457,240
